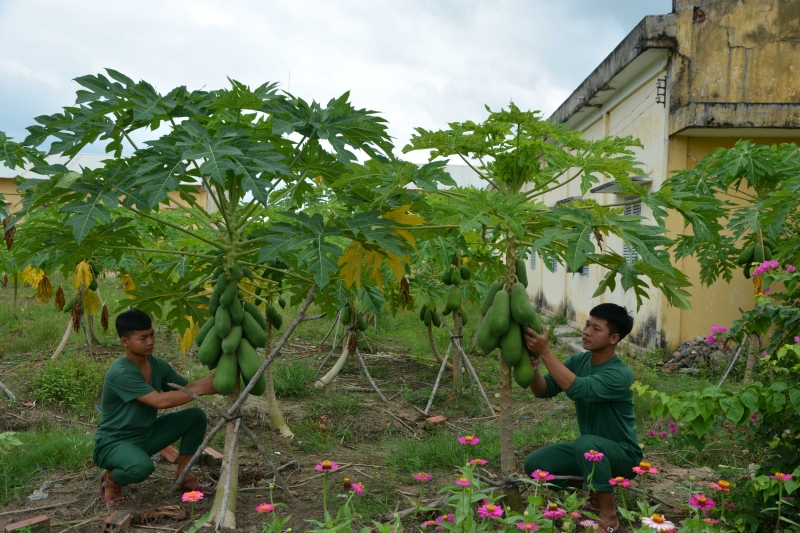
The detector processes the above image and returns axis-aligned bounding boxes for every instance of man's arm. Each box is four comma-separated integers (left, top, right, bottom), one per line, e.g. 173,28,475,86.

523,325,576,393
137,374,217,409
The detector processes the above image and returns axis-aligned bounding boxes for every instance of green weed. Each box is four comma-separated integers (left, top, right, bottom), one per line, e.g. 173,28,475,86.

403,386,443,407
32,354,108,417
309,392,363,418
273,360,316,398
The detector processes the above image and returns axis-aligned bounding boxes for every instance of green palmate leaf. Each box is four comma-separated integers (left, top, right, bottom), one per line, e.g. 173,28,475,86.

359,285,385,316
719,396,745,424
179,121,242,185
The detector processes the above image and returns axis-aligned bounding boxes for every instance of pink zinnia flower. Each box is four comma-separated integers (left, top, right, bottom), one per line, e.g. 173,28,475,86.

469,458,488,466
315,460,340,472
787,265,796,272
455,477,471,487
414,472,433,482
435,514,455,523
633,461,658,475
794,335,800,343
256,503,274,513
568,511,582,519
352,482,364,496
703,518,719,525
542,503,566,520
688,494,715,511
641,514,675,531
580,519,598,530
477,503,503,518
343,477,352,490
458,435,480,445
422,520,436,529
516,523,539,532
182,491,204,503
771,472,793,482
531,469,554,482
584,449,604,462
710,480,730,492
609,476,631,487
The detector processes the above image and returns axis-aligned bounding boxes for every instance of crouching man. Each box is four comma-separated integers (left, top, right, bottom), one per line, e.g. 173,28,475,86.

93,309,216,504
522,303,642,533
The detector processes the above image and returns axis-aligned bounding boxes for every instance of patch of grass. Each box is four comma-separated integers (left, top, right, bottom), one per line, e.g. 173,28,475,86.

351,483,398,519
31,354,108,418
386,425,501,472
403,386,442,407
273,360,316,398
292,419,334,454
308,392,363,418
0,427,93,504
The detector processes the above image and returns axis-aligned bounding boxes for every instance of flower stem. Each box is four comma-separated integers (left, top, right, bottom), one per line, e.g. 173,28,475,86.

323,472,328,519
415,482,425,516
776,483,783,530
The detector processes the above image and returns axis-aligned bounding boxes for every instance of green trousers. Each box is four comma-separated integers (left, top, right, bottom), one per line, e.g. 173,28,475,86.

523,435,641,493
93,407,207,486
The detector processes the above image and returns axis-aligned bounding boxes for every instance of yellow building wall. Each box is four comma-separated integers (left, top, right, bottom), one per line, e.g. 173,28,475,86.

660,135,800,347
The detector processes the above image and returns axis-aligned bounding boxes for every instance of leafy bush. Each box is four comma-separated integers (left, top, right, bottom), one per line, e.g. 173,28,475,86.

32,355,107,415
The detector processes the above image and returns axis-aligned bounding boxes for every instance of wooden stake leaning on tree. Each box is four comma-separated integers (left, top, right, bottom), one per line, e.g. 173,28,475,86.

169,284,318,497
717,336,749,387
354,349,388,403
318,309,341,346
424,343,452,414
428,322,453,370
439,314,496,417
0,381,15,401
51,318,73,359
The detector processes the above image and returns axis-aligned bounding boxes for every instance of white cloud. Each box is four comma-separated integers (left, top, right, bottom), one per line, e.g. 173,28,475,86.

0,0,670,161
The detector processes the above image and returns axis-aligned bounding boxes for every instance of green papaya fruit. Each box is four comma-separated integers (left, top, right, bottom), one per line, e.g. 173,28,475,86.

278,298,286,309
515,257,528,287
244,301,267,329
241,266,254,280
460,265,472,281
445,285,462,313
744,263,753,279
237,338,265,396
230,265,243,282
528,308,543,335
481,281,504,316
736,245,755,266
213,352,239,396
196,317,216,347
216,273,229,293
477,307,500,355
764,247,773,261
489,290,511,337
513,350,535,388
255,286,262,296
89,262,100,277
754,246,765,263
431,311,442,328
212,266,223,279
451,269,462,286
424,309,432,327
763,239,777,251
265,305,277,322
197,330,223,366
342,306,352,325
221,325,242,354
215,305,232,338
63,297,75,313
510,282,534,325
419,305,427,322
460,311,468,326
442,269,453,285
500,322,523,366
89,279,98,291
358,317,367,331
242,312,267,348
271,312,283,330
219,282,238,307
229,299,244,325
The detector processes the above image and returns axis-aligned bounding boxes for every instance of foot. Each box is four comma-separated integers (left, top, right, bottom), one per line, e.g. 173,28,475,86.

597,513,619,533
178,474,215,495
100,471,125,505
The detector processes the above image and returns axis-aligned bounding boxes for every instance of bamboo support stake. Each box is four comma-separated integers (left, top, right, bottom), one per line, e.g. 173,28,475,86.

0,380,15,401
355,349,388,402
717,336,749,387
439,314,496,416
319,309,341,346
453,310,463,390
428,323,453,369
424,343,451,414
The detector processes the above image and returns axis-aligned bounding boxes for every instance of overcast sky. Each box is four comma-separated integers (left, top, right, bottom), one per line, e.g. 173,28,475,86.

0,0,671,163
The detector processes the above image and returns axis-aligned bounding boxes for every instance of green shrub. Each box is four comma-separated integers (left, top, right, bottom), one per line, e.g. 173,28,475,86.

32,355,107,415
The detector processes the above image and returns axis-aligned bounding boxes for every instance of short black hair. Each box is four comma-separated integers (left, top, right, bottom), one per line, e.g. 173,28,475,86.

116,309,153,338
589,303,634,340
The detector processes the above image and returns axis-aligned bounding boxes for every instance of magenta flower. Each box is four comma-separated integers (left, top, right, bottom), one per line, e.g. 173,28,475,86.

315,460,340,471
659,431,667,439
422,520,436,529
703,518,719,525
669,420,678,434
568,511,582,519
787,265,796,272
794,335,800,343
352,482,364,496
648,429,656,438
633,461,658,475
689,493,715,511
705,334,716,344
711,324,728,334
516,523,539,532
710,480,731,492
584,449,604,462
458,435,480,445
750,413,758,423
414,472,433,482
182,491,203,503
469,458,488,466
531,469,554,482
455,477,471,487
542,503,566,520
477,503,503,518
641,514,675,531
725,502,736,510
764,287,772,295
435,514,455,523
580,519,598,530
256,503,274,513
609,476,631,487
771,472,793,482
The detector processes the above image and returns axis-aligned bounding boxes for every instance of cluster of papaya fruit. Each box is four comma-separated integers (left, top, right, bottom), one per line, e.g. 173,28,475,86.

477,257,541,389
340,305,367,331
195,265,278,397
736,239,777,278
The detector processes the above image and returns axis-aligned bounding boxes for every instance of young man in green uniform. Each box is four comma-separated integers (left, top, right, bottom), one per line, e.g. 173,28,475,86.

93,309,217,504
523,303,641,533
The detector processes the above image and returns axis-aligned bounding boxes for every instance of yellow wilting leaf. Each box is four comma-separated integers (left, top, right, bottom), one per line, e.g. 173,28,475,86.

364,250,384,291
338,242,364,290
386,253,408,285
392,229,416,246
179,316,200,355
381,204,426,226
72,261,93,289
20,265,44,288
83,289,101,315
35,275,53,303
120,274,136,294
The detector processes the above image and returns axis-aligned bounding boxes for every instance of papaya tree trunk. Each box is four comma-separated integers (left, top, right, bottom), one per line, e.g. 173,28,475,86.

500,241,521,508
265,324,293,438
52,317,73,359
315,329,354,388
87,315,103,345
209,394,240,530
453,309,463,390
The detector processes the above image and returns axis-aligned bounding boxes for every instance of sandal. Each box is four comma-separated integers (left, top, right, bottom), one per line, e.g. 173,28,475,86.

179,474,215,495
100,471,126,505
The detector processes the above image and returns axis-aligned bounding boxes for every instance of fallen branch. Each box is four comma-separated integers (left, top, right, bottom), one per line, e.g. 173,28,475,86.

378,492,452,521
0,380,15,401
425,343,451,414
0,499,81,517
368,406,420,439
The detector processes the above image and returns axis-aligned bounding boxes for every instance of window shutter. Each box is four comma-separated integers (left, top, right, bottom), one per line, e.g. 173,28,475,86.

530,252,536,269
551,257,558,272
624,196,642,216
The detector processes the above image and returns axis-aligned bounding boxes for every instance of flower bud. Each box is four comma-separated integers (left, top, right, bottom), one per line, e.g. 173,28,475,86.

689,475,696,482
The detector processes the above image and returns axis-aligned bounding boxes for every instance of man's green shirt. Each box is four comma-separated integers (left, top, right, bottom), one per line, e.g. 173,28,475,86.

542,351,641,458
94,356,188,447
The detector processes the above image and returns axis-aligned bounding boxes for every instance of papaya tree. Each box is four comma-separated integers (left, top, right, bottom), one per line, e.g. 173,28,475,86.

404,103,694,503
1,69,453,529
